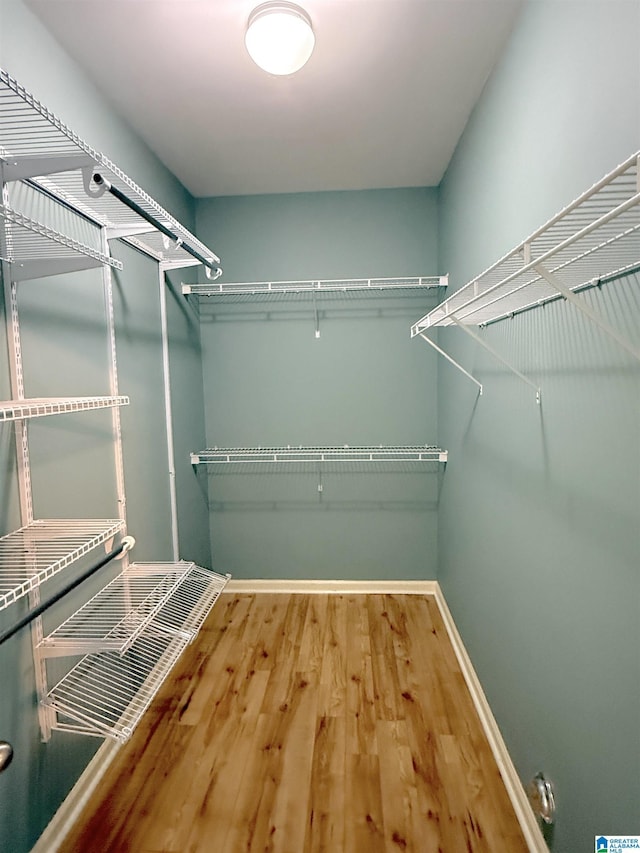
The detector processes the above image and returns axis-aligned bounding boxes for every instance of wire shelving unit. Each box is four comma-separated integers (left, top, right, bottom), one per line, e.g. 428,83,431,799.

411,153,640,332
0,396,129,422
184,275,447,297
411,152,640,399
1,66,229,747
191,445,448,465
45,631,189,741
44,564,229,741
0,68,220,273
0,519,125,612
39,562,229,657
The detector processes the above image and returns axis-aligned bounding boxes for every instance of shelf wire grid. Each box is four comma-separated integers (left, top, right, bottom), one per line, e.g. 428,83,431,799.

184,275,447,297
44,564,230,740
45,631,189,741
191,445,448,464
0,204,122,274
0,519,125,612
0,68,219,268
39,565,191,655
412,152,640,332
0,395,129,422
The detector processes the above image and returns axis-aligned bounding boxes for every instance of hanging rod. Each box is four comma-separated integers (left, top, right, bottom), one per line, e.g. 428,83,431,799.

91,173,222,279
0,536,135,647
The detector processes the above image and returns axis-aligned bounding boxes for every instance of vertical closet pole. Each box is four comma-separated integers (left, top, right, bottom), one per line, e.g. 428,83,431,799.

101,232,129,544
1,171,55,740
158,264,179,562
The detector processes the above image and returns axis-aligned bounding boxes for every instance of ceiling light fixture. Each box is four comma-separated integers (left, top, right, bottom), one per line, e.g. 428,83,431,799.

245,2,315,76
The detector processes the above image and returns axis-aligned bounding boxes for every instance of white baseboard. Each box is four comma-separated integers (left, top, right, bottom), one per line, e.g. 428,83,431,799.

225,578,439,594
31,738,122,853
432,584,547,853
33,578,545,853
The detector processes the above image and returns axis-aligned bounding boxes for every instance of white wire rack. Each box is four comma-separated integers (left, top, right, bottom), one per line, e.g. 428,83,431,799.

44,564,229,740
39,565,190,656
411,152,640,333
191,445,448,464
183,275,447,297
0,68,220,271
0,395,129,422
45,631,189,741
0,204,123,280
0,519,125,612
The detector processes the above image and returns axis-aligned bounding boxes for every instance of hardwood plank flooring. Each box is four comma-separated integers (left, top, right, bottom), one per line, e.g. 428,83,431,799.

59,593,529,853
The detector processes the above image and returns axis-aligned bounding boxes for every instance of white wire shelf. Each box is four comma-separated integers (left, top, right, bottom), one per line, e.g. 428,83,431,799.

0,68,220,271
183,275,447,297
0,204,122,280
39,561,228,656
39,565,189,656
411,152,640,332
44,563,229,740
191,445,448,464
45,630,189,741
0,519,125,612
0,395,129,422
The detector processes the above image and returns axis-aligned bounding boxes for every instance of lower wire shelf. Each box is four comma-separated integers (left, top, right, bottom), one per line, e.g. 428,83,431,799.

43,563,230,741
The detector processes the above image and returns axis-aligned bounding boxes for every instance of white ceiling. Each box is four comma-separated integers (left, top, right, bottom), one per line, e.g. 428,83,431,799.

27,0,523,198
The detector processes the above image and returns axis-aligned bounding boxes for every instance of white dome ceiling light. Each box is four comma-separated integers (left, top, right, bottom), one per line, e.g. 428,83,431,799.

245,2,315,76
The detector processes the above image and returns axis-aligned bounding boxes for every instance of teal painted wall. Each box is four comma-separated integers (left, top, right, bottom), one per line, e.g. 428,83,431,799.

196,189,442,579
0,1,210,849
438,2,640,850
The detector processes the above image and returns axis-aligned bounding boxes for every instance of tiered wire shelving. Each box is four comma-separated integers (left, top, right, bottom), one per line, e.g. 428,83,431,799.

42,563,228,741
1,66,229,746
412,152,640,400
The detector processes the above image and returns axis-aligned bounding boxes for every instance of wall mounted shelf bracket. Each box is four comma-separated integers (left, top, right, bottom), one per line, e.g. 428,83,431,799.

418,331,483,396
531,259,640,363
451,315,541,404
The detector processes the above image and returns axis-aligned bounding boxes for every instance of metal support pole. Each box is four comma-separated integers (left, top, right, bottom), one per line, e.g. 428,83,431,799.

159,265,180,562
418,332,483,396
450,316,541,403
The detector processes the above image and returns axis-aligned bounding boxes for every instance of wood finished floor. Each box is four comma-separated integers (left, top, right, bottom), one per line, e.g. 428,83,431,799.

60,593,529,853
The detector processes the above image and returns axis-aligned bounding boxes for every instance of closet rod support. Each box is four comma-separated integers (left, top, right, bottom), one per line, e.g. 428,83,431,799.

0,536,135,647
418,332,483,395
90,173,223,278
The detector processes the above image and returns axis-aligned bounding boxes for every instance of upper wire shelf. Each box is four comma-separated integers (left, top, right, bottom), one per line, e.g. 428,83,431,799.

184,275,447,298
411,152,640,333
0,519,125,612
0,396,129,422
44,563,229,740
191,445,448,464
0,204,122,280
0,68,220,271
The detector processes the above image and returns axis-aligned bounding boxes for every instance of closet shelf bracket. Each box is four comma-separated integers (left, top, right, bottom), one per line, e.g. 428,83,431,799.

532,261,640,362
1,154,95,183
451,315,541,404
418,332,483,396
